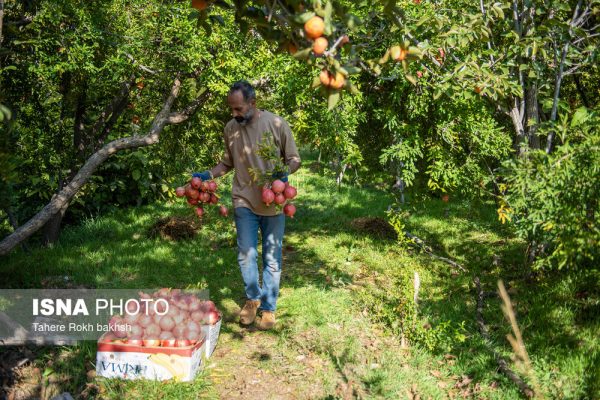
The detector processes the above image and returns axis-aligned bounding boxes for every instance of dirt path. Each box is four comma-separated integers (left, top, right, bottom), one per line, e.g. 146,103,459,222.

207,310,330,400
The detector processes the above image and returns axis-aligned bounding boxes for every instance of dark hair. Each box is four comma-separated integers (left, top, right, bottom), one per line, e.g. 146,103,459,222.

229,80,256,102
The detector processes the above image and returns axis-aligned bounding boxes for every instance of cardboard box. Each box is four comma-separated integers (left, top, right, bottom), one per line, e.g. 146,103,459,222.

96,317,221,381
203,317,222,358
96,335,206,381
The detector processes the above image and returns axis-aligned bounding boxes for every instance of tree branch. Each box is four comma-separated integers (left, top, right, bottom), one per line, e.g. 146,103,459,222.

167,87,210,124
90,74,136,141
124,53,159,75
546,0,583,153
0,0,4,46
0,76,188,255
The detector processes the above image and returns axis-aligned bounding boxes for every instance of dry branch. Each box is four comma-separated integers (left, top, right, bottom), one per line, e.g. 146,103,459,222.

474,277,535,398
405,231,467,272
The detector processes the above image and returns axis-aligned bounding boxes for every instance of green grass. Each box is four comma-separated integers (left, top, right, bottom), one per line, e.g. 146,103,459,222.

1,151,598,399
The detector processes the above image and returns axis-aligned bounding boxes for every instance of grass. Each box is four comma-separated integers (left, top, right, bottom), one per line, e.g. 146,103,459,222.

0,150,598,399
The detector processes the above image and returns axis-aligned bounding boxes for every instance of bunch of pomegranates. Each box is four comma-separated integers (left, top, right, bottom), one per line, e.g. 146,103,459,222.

101,288,221,348
175,177,228,218
261,179,297,218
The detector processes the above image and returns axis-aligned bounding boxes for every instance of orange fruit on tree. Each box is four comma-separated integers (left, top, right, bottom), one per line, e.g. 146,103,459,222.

329,72,346,89
312,37,328,56
191,0,209,10
319,69,345,89
390,46,408,61
304,16,325,40
319,69,332,86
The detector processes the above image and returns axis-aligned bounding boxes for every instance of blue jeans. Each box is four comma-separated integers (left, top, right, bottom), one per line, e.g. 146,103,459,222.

234,207,285,312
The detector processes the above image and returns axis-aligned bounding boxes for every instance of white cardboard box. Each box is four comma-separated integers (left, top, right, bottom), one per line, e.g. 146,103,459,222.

96,336,206,381
96,318,221,381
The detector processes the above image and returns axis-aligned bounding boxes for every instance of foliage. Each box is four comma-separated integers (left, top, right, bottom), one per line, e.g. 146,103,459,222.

503,106,600,270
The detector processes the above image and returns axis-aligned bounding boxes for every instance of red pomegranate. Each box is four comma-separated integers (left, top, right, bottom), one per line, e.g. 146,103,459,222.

271,179,285,194
283,186,297,200
283,203,296,218
207,181,217,192
195,207,204,217
191,177,202,190
175,187,186,197
274,193,286,205
219,205,228,217
262,188,275,206
199,192,210,203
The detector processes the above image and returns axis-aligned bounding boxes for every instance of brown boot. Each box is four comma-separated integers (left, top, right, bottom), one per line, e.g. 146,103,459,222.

257,311,276,330
239,299,261,325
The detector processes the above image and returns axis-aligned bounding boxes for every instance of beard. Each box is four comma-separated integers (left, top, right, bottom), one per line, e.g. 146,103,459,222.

235,108,255,126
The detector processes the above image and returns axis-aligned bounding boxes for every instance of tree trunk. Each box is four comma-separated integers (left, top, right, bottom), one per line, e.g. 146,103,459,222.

525,83,541,149
0,78,210,256
42,201,68,246
509,102,527,156
336,163,347,187
0,0,4,46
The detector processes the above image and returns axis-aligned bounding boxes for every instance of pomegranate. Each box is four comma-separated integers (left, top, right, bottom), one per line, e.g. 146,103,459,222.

187,198,199,206
159,315,175,331
188,298,201,312
144,323,161,339
175,187,186,197
195,207,205,218
172,324,186,338
182,328,201,341
207,181,217,192
128,324,144,339
161,338,177,348
283,203,296,218
199,300,216,313
200,181,209,192
184,185,195,198
219,205,228,217
271,179,285,194
138,314,153,328
191,311,205,322
209,194,218,204
175,339,192,347
274,193,286,205
262,188,275,206
124,312,139,325
188,189,200,200
207,310,220,325
159,331,175,340
142,339,161,347
109,316,127,338
199,191,210,203
283,186,297,200
186,320,201,332
191,177,202,189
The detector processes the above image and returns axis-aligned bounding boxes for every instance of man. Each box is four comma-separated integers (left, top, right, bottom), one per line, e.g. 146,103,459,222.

193,81,301,330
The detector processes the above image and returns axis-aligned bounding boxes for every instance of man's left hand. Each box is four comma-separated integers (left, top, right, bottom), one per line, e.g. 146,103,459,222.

272,171,288,183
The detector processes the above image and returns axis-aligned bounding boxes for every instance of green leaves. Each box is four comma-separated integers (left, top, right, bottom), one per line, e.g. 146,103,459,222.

327,91,341,110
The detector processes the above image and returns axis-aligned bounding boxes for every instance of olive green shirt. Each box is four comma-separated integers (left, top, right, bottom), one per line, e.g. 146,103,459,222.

221,110,301,216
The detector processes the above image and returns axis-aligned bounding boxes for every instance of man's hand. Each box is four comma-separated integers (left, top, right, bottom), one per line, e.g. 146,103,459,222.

271,170,288,183
192,170,212,181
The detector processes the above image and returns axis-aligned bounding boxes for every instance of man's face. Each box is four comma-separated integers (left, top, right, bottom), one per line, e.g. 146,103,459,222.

227,90,256,126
